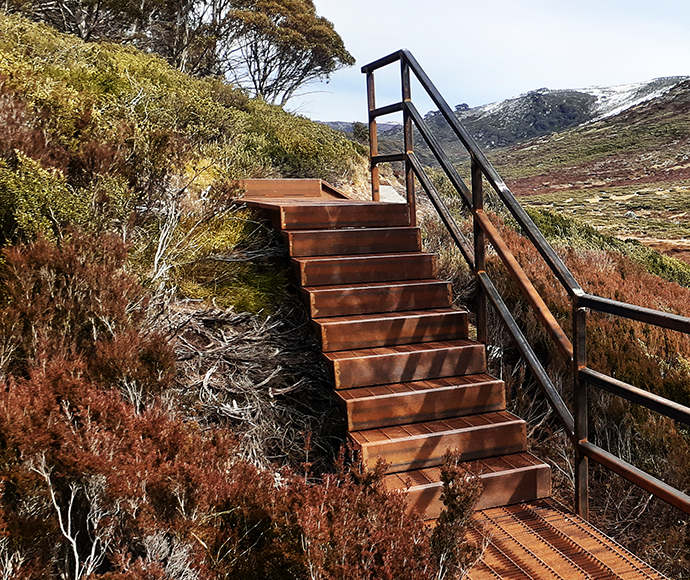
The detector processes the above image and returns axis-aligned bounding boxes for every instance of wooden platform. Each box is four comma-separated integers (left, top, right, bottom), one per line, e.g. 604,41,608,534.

467,499,667,579
238,178,350,200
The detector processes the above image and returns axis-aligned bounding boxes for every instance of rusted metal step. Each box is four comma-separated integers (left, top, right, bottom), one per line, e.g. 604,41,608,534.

293,252,436,286
283,227,421,257
242,198,410,230
313,309,469,352
324,338,486,390
338,373,506,431
466,499,668,579
386,453,550,520
351,410,527,473
302,279,452,318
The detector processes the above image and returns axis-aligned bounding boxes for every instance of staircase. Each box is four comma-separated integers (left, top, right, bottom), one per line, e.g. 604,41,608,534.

243,193,551,519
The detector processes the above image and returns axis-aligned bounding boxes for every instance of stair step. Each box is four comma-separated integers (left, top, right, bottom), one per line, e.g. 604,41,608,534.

284,227,421,257
385,453,551,519
293,252,436,286
338,374,506,431
351,411,527,473
273,201,410,230
314,309,468,352
302,280,453,318
324,339,486,389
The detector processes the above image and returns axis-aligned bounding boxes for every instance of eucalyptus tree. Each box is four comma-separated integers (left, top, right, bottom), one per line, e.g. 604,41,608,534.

4,0,354,106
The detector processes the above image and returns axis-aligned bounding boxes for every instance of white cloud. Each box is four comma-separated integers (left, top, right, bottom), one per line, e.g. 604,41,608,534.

287,0,690,121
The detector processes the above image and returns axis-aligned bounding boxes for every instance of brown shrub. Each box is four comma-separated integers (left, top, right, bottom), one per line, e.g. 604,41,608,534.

0,230,175,401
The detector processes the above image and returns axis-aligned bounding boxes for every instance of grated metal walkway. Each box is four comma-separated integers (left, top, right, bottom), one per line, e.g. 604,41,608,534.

467,499,668,580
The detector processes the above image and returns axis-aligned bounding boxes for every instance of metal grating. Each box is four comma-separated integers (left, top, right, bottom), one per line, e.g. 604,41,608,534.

466,499,668,580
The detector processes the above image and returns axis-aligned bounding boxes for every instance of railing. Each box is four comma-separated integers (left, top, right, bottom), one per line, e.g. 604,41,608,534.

362,49,690,519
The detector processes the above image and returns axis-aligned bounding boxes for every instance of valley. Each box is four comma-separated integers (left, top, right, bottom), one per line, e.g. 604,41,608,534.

488,80,690,262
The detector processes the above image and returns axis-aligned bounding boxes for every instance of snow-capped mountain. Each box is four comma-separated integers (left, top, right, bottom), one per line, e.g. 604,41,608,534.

421,76,689,151
580,77,688,120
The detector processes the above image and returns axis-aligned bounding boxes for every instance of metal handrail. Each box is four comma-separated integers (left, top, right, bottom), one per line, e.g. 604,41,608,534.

363,49,690,518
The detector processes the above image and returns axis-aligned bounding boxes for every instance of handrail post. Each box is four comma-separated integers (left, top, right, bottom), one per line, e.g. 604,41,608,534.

574,302,589,519
366,71,380,202
472,155,487,345
401,60,416,226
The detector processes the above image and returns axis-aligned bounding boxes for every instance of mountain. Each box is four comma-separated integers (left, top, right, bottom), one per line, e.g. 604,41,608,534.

492,78,690,192
447,77,687,149
489,78,690,264
410,76,686,159
319,120,401,134
321,77,688,165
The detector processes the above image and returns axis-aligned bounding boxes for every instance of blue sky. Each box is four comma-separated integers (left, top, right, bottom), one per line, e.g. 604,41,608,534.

287,0,690,122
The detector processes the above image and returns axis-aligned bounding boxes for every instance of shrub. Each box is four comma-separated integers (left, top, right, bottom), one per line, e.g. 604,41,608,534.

0,10,365,246
0,230,175,400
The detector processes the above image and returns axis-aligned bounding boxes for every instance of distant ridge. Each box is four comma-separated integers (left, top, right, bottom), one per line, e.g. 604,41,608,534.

321,77,689,158
423,76,689,151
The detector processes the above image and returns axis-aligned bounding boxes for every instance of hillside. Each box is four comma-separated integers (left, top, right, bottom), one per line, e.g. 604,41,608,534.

1,10,690,578
0,13,484,580
362,76,686,164
488,79,690,261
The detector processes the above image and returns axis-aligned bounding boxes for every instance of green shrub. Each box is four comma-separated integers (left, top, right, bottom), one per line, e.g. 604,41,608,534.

524,207,690,287
0,10,364,246
0,153,90,241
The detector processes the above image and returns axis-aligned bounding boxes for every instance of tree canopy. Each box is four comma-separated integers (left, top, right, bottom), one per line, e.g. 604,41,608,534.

3,0,354,105
224,0,355,105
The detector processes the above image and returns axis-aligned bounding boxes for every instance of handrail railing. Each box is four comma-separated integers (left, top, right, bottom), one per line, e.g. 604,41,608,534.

362,49,690,519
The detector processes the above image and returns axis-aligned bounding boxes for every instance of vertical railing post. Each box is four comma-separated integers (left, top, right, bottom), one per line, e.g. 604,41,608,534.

401,59,416,226
472,155,487,345
366,71,380,202
574,301,589,519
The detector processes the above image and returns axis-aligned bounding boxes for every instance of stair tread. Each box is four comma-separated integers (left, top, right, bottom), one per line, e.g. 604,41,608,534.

285,227,421,256
325,338,477,361
338,373,506,431
287,226,418,234
316,308,465,325
304,279,452,318
385,452,548,490
303,279,450,293
294,252,436,286
338,373,501,401
293,251,435,263
248,198,405,207
246,199,411,230
351,410,523,445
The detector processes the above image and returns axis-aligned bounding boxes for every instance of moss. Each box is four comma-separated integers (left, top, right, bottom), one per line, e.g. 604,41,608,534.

177,260,290,313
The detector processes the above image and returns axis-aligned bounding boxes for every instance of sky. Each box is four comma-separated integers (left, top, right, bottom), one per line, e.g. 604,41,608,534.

287,0,690,123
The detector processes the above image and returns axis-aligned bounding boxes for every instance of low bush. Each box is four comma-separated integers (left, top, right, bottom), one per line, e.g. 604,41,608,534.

0,10,365,244
0,231,481,580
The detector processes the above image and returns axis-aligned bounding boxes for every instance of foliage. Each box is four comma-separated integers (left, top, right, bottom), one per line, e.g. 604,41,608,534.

418,196,690,576
225,0,355,105
4,0,146,42
352,121,369,144
0,10,363,243
486,215,690,577
524,206,690,287
431,450,483,580
0,232,480,580
0,230,175,396
4,0,355,106
0,153,88,243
